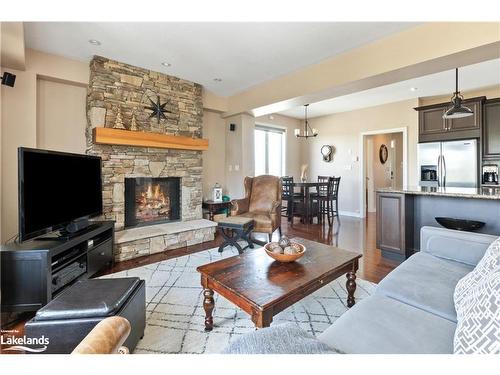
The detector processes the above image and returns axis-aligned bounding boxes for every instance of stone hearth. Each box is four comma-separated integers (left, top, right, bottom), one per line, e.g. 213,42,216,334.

86,56,211,262
114,219,216,262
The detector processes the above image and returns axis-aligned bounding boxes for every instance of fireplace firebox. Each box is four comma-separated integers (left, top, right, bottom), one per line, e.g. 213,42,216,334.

124,177,181,228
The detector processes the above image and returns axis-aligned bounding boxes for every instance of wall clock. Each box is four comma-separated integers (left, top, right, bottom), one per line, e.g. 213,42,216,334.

379,144,388,164
321,145,334,162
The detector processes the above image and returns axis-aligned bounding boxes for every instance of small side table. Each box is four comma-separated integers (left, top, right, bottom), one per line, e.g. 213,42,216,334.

217,217,254,254
202,200,232,221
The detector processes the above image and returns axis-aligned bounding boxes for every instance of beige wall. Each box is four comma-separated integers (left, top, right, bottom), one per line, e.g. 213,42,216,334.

419,85,500,106
0,49,89,241
255,113,302,181
202,110,226,200
37,78,87,154
301,99,418,216
1,22,25,70
222,113,256,199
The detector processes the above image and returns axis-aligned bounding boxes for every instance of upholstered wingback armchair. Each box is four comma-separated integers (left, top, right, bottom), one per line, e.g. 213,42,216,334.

231,175,282,241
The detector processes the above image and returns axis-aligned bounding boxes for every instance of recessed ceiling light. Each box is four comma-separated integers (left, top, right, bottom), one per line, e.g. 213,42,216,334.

161,62,172,67
410,87,418,91
213,78,222,82
88,39,101,46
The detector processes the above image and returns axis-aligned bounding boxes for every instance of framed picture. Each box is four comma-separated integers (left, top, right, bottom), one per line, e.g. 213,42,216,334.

213,187,223,202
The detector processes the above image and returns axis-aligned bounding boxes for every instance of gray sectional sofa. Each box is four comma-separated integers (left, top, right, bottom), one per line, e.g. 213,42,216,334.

224,226,498,354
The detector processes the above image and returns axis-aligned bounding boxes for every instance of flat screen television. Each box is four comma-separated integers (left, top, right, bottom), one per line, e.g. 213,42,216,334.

18,147,103,241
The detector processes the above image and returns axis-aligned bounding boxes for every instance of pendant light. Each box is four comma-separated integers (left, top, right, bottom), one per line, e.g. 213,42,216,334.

443,68,473,119
294,104,318,139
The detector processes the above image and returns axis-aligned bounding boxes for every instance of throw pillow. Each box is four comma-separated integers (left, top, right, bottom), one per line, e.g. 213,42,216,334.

453,268,500,354
454,237,500,307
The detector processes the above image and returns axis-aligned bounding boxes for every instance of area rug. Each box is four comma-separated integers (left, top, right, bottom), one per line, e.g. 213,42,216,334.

103,246,375,354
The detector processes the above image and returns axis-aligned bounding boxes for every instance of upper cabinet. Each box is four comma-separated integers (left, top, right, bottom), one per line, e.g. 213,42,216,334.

482,99,500,160
418,106,447,139
415,97,484,143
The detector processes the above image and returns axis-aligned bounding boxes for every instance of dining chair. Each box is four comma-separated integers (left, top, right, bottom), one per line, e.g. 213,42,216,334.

280,176,294,220
280,176,303,223
307,175,330,224
314,177,341,226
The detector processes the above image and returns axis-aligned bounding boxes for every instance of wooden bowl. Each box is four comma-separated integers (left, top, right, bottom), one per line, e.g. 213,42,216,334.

264,242,306,263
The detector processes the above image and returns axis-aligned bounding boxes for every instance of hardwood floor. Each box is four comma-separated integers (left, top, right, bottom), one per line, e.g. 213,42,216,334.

103,212,400,284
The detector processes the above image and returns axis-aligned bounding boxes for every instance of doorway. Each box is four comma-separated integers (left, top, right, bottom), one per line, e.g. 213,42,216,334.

360,127,408,217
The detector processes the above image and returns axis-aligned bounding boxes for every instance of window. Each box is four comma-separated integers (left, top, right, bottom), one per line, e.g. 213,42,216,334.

254,125,285,176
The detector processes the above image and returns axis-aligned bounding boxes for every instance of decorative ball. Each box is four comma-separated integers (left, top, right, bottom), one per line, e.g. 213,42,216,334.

283,246,296,255
278,236,291,249
268,243,283,254
291,243,302,253
274,247,284,254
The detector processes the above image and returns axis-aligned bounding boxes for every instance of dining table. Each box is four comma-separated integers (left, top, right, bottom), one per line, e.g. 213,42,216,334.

291,181,329,223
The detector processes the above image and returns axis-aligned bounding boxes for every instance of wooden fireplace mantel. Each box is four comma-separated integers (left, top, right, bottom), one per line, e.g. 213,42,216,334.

92,127,209,151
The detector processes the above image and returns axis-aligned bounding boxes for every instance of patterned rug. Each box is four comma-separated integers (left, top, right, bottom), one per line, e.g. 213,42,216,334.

103,246,376,354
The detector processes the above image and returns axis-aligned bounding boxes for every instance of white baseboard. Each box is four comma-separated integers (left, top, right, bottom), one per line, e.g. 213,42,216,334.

339,210,363,218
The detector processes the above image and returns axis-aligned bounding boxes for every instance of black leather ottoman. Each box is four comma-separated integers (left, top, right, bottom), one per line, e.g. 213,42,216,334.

25,277,145,354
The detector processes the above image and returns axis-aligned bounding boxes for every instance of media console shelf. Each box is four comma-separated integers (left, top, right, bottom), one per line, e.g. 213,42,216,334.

1,221,114,313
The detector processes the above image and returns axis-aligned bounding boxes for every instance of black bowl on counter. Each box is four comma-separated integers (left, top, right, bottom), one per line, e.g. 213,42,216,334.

435,217,485,232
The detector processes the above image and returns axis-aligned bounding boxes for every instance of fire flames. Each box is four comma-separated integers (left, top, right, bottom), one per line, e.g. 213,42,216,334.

136,183,170,221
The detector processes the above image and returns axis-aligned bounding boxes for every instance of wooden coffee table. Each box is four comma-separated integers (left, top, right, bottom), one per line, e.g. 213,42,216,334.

196,238,362,331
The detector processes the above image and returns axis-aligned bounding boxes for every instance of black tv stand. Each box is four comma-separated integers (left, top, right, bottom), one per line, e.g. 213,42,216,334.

37,223,100,241
1,221,115,313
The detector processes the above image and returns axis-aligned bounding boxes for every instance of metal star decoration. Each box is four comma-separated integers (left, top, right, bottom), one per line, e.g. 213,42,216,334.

145,95,171,123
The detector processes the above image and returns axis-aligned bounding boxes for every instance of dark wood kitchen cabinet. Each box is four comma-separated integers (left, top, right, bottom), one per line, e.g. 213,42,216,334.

416,97,484,143
482,98,500,160
376,192,414,260
418,106,447,139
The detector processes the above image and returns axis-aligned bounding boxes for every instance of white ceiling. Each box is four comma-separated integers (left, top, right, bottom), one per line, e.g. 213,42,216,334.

24,22,419,96
279,58,500,119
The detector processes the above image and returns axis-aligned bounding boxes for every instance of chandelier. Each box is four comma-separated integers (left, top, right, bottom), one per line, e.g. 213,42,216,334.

294,104,318,139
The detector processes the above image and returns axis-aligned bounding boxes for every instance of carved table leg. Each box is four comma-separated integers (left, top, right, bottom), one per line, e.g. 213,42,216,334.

346,271,357,308
203,288,215,331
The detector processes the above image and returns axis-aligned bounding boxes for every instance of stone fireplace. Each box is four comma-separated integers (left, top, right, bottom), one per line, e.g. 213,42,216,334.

86,56,216,262
124,177,181,228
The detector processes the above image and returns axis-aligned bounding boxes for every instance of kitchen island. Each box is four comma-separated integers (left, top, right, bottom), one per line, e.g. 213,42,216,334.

376,186,500,260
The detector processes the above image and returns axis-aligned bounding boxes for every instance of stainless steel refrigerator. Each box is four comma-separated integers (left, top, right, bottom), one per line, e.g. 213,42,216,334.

417,139,478,188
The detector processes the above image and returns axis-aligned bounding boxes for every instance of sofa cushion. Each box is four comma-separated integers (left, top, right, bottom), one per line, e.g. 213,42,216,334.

318,295,456,354
376,252,473,322
237,212,274,233
223,322,337,354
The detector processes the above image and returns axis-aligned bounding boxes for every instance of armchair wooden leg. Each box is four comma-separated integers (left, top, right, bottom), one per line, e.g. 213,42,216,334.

278,227,282,237
268,233,273,242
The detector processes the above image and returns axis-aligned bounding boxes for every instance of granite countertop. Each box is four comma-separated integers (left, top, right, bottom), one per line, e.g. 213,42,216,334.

377,186,500,200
